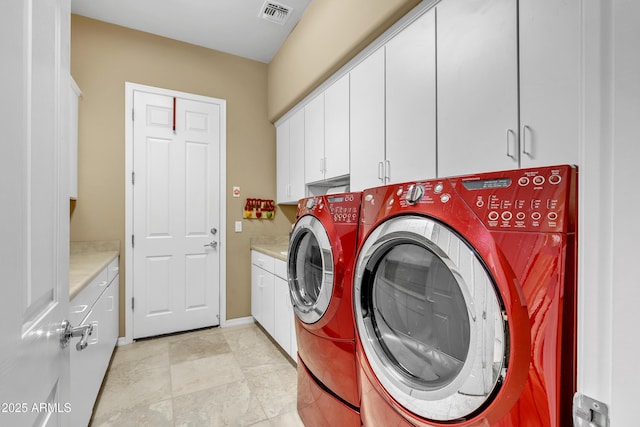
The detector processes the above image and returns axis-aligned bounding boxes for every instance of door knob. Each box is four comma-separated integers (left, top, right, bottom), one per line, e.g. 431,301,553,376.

60,320,94,351
204,241,218,249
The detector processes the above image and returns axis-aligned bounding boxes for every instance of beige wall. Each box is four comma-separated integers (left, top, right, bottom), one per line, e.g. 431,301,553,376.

267,0,421,121
70,15,297,336
71,1,421,336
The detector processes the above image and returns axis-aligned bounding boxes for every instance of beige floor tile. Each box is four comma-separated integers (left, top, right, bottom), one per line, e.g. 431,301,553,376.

91,323,308,426
265,410,305,427
171,352,245,397
247,365,298,418
108,338,170,371
222,324,273,352
93,364,172,416
169,331,231,365
173,380,267,427
234,341,293,378
91,399,173,427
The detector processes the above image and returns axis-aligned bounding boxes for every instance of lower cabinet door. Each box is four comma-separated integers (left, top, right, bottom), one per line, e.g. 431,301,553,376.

70,280,119,426
273,276,292,356
70,309,101,427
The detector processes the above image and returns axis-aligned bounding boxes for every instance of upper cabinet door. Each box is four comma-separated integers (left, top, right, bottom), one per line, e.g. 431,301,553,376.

324,74,350,181
519,0,580,168
276,120,290,204
437,0,519,177
350,47,386,192
304,93,325,184
385,9,437,184
289,108,306,203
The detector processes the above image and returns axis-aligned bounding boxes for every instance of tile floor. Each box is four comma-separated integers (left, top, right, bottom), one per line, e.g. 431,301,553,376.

90,323,304,427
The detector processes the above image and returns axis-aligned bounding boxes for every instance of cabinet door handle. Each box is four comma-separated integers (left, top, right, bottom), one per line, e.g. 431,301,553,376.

522,125,532,157
378,162,384,182
384,160,391,182
506,129,517,160
320,158,324,174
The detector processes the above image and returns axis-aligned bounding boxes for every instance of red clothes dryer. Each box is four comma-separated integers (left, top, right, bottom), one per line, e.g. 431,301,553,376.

353,165,578,426
288,192,362,426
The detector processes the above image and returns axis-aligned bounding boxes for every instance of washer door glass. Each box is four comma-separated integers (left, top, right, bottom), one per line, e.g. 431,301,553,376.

288,215,334,324
354,215,507,421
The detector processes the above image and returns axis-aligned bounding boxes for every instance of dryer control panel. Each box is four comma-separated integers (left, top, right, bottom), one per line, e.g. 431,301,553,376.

451,165,577,233
297,192,362,224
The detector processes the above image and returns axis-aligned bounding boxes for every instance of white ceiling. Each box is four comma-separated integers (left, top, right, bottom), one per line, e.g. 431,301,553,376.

70,0,312,63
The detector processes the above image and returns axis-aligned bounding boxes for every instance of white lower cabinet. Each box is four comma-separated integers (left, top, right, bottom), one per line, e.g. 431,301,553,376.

251,251,297,360
70,257,119,427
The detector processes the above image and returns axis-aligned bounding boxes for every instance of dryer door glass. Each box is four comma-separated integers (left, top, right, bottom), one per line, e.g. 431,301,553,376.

371,243,470,388
288,216,334,324
354,215,506,422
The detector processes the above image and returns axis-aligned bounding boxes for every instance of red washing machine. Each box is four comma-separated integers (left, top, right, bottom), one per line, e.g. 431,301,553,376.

288,192,362,426
353,165,578,427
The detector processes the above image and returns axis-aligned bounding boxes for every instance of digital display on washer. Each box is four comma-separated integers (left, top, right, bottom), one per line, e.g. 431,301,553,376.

462,178,511,190
327,196,344,203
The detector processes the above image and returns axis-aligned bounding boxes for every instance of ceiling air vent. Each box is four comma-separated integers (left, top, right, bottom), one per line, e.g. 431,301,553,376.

260,1,292,25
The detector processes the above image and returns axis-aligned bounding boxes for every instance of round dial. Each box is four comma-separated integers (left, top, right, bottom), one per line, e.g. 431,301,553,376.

405,184,424,205
305,198,316,210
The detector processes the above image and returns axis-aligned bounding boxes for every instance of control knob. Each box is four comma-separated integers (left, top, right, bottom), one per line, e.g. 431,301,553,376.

405,184,424,205
305,198,316,210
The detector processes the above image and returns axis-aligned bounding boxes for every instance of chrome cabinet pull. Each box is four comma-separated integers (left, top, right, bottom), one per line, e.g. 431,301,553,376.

506,129,517,160
522,125,533,157
378,161,384,182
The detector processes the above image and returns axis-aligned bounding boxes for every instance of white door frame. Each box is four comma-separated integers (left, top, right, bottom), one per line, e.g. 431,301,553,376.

123,82,227,344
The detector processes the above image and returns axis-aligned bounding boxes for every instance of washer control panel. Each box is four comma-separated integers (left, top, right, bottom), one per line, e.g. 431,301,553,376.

297,192,362,224
453,165,577,233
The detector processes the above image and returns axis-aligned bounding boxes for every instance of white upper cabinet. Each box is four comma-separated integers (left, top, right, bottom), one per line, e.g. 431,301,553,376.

385,9,437,183
350,47,386,192
304,93,325,184
276,119,290,204
351,10,438,191
519,0,580,167
279,0,582,193
323,74,350,181
276,109,305,204
437,0,579,176
437,0,519,177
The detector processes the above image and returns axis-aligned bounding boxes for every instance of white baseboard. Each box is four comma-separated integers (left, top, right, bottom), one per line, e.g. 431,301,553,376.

222,316,254,328
116,317,254,346
117,336,132,347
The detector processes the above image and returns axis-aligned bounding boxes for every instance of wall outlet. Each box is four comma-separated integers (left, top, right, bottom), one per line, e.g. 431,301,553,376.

235,221,242,232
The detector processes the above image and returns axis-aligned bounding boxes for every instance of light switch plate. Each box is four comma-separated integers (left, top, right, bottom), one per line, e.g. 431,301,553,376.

235,221,242,232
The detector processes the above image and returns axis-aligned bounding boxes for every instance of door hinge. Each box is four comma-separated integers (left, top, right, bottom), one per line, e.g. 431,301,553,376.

131,234,135,248
132,171,135,185
131,298,134,311
573,393,609,427
132,108,135,121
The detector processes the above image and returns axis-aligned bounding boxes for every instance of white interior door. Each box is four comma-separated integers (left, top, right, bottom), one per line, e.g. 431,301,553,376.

0,0,71,425
132,90,222,339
